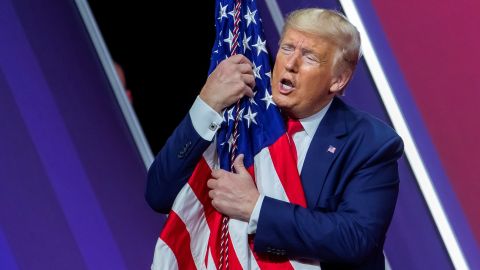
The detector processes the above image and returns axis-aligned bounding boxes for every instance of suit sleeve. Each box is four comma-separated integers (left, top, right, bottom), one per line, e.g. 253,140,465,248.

145,114,212,213
253,134,404,264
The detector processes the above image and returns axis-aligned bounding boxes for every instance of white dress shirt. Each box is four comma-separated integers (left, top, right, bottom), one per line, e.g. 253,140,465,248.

188,96,333,233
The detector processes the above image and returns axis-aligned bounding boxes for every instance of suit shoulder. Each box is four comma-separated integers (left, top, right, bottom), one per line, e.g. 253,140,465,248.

341,101,402,147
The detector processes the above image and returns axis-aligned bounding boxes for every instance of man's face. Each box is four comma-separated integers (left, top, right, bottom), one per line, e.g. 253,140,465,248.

271,28,341,118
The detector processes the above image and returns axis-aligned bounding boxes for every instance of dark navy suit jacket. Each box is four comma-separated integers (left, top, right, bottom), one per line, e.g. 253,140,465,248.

146,97,404,269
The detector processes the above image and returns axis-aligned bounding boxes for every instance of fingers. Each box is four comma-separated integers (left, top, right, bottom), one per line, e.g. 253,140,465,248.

241,75,255,97
230,54,253,66
232,154,247,174
211,169,227,179
207,178,217,189
237,63,254,75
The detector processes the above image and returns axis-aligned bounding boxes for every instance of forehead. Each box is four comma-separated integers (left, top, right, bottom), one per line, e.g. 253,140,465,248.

281,28,336,52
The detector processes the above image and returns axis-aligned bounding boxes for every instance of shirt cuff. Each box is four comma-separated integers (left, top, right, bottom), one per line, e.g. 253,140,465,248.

189,96,223,141
247,194,264,234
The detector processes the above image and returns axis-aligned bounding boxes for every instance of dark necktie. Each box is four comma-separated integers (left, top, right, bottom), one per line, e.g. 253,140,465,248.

286,118,304,163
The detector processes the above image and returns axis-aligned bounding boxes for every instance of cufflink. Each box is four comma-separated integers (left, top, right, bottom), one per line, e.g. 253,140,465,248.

208,123,218,131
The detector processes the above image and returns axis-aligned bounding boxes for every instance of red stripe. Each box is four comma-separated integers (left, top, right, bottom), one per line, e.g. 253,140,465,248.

186,157,243,270
249,236,295,270
248,159,296,269
268,134,307,207
160,212,196,269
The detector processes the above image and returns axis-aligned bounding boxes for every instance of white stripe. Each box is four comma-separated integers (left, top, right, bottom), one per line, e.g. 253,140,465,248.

228,219,250,269
254,148,321,269
339,1,469,269
203,141,219,169
248,249,261,270
172,185,210,270
151,238,179,270
207,249,217,270
254,148,289,202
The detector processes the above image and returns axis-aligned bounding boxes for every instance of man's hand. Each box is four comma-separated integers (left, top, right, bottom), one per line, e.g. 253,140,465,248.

200,54,255,113
207,154,259,222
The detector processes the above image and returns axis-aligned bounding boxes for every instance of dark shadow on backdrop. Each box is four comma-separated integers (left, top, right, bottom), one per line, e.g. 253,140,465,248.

88,1,216,153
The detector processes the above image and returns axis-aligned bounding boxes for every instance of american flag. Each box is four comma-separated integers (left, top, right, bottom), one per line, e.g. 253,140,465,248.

151,0,319,269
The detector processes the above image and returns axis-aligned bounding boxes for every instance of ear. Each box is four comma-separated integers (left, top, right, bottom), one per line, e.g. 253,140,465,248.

329,68,352,94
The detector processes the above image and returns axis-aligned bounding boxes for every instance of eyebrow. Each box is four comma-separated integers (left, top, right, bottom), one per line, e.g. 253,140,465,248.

281,40,328,63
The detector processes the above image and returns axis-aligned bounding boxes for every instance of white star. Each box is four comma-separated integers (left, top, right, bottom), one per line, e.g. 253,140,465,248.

249,91,258,106
228,9,236,18
227,107,235,122
242,32,252,53
265,71,271,78
252,62,262,79
244,7,257,27
227,133,235,152
261,89,276,109
252,37,267,56
243,107,258,128
218,3,228,21
224,30,234,51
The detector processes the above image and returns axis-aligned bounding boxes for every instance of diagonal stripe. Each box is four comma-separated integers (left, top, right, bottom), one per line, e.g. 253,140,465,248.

152,238,179,270
160,212,196,270
268,135,307,207
172,185,210,269
180,153,243,270
254,147,289,202
228,219,250,269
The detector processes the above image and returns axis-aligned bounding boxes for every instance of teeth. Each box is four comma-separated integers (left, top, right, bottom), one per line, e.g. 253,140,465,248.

282,83,293,90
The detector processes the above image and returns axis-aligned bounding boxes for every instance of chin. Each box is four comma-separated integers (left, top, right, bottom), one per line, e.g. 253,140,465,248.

272,94,289,111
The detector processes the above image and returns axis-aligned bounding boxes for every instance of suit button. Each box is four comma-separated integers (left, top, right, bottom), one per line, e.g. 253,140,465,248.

178,141,192,159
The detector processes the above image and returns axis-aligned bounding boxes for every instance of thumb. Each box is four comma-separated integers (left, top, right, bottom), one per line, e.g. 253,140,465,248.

233,154,247,174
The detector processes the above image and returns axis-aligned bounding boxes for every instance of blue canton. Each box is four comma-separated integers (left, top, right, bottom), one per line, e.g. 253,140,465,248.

210,0,285,170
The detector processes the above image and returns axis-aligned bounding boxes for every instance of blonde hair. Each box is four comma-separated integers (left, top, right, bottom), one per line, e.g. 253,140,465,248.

283,8,361,74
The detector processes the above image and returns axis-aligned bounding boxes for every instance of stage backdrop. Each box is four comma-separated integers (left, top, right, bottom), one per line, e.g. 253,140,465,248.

0,0,162,269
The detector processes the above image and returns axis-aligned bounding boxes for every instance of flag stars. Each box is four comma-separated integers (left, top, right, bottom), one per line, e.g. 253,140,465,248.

244,7,257,27
265,71,271,78
218,3,228,21
227,107,235,122
249,91,258,106
252,62,262,79
237,108,245,121
243,107,258,128
242,33,252,53
226,133,235,153
261,89,275,109
224,30,234,51
252,37,267,56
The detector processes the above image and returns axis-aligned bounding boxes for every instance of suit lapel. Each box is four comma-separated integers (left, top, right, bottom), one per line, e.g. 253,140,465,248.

300,97,348,207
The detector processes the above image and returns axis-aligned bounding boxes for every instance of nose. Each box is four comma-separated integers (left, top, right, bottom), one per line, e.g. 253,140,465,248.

285,49,300,73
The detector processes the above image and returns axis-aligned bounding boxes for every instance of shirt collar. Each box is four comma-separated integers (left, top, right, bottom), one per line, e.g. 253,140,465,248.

299,99,333,137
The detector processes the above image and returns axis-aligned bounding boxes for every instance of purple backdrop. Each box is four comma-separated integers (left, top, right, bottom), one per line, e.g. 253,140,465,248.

0,0,163,269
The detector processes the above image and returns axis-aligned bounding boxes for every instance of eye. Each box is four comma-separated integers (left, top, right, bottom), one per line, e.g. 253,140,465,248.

304,54,320,64
280,44,294,54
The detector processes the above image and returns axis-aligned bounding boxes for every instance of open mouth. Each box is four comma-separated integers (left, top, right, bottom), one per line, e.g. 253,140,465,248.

280,78,295,91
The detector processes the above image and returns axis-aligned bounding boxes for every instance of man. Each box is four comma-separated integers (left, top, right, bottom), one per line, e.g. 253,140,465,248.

146,8,403,269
